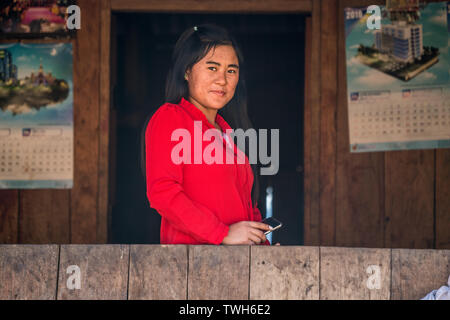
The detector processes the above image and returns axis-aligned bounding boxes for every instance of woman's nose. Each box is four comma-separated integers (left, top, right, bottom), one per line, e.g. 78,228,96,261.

214,71,227,84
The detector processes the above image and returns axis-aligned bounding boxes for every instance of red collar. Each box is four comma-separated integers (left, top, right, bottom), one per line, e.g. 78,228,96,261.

178,96,231,132
178,96,244,158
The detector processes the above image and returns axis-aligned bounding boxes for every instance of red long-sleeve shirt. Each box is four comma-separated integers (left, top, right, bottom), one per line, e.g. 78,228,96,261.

145,96,269,245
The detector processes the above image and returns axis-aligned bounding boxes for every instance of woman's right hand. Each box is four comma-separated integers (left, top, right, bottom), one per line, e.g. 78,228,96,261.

221,221,271,245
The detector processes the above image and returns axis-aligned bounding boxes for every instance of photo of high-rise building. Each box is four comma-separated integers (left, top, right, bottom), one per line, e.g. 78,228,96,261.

0,49,17,83
350,2,443,81
374,22,423,63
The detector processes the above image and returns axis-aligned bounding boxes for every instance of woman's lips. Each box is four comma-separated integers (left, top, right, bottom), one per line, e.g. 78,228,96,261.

210,90,225,97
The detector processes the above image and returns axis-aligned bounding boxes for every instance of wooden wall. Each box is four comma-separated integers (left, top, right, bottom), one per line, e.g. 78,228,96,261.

0,0,448,249
303,0,450,249
0,244,449,300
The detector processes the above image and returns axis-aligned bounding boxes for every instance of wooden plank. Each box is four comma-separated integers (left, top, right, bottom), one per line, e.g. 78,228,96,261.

71,0,101,243
0,191,18,243
385,151,434,248
0,245,59,299
98,0,111,244
305,0,321,247
320,246,391,299
335,0,385,248
319,0,338,246
128,245,187,299
19,190,70,243
335,151,385,248
57,244,129,300
250,246,319,299
341,0,384,7
391,248,450,300
342,0,445,6
111,0,312,12
188,245,249,300
436,149,450,249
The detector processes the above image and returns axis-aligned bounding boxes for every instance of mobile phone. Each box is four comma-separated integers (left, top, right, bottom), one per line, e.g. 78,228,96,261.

261,217,283,235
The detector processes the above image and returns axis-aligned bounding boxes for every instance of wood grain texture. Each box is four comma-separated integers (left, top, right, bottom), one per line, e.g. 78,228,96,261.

98,0,111,244
111,0,312,12
0,245,59,299
385,151,434,248
0,245,449,300
57,244,129,300
320,246,391,299
0,191,18,243
319,0,338,246
436,149,450,249
71,0,100,243
128,245,187,299
335,0,385,248
19,190,70,243
305,0,322,247
188,245,249,300
391,248,450,300
341,0,384,6
342,0,444,6
250,246,319,300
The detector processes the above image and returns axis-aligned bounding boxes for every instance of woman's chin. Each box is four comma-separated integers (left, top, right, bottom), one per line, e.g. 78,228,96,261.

206,100,227,110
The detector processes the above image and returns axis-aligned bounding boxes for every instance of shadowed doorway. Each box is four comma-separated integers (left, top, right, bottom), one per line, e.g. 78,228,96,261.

110,13,305,245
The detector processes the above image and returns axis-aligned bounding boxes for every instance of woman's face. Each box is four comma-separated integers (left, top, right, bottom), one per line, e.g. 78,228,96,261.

185,45,239,111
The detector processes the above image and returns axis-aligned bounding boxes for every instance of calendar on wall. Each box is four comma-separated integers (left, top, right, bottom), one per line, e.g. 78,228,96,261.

344,1,450,152
0,43,73,189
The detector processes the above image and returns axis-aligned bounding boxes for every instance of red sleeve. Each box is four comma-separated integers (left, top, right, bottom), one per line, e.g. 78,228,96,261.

252,205,271,246
145,105,229,245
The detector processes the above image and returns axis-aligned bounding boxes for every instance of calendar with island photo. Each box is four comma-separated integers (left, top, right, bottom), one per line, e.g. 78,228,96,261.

0,42,73,188
344,1,450,152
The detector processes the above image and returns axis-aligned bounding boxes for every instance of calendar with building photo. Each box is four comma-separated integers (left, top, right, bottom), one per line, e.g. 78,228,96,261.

0,42,73,188
344,1,450,152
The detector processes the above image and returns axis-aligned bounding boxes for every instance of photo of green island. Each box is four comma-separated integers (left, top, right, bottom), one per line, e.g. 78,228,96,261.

0,43,72,120
0,62,69,116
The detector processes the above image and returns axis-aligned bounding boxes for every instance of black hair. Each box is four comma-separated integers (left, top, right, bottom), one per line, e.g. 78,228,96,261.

141,23,260,207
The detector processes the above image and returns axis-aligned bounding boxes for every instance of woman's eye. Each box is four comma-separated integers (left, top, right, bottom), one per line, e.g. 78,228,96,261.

208,67,236,74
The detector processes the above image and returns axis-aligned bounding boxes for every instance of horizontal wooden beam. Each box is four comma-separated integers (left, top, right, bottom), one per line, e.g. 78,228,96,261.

0,245,448,300
341,0,447,8
110,0,312,13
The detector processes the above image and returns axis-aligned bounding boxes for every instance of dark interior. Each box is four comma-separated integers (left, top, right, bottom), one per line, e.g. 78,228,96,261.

110,13,306,245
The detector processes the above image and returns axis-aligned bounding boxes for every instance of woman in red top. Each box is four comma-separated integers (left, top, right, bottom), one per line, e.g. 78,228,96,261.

145,24,271,245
